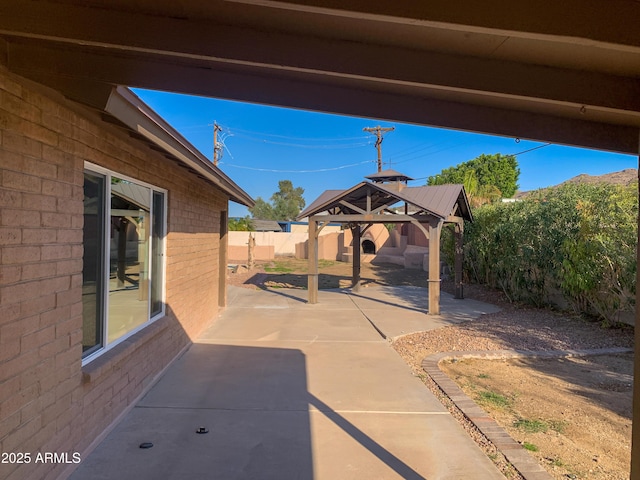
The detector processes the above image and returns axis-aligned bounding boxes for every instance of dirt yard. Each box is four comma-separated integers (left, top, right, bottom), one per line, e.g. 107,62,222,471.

441,355,632,480
228,258,634,479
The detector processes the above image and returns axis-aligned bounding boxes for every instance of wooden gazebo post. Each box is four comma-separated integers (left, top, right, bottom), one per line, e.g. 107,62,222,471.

428,219,443,315
352,224,361,291
454,221,464,299
308,217,319,303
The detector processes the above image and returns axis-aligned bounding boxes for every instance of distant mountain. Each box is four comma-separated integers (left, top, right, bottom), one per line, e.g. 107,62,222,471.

515,168,637,198
560,168,637,187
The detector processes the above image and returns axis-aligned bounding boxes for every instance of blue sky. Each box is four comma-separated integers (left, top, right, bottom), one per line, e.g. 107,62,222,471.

134,89,637,218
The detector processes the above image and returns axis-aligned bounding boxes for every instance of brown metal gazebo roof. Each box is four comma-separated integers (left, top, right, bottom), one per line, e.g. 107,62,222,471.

298,182,472,222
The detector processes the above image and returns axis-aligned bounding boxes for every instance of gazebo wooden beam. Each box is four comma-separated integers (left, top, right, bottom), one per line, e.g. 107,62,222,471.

339,200,366,214
314,214,439,224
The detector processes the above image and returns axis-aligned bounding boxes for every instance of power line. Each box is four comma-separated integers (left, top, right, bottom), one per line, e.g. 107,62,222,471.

510,142,552,156
387,138,458,160
227,126,370,142
233,137,373,149
223,159,374,173
390,140,476,166
408,143,553,181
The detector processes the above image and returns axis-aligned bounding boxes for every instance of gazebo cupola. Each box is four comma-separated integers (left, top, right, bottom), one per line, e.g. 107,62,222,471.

364,169,414,192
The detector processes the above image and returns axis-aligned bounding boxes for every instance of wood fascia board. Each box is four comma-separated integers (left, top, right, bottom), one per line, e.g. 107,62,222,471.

1,1,639,114
6,42,639,154
227,0,640,50
105,87,254,207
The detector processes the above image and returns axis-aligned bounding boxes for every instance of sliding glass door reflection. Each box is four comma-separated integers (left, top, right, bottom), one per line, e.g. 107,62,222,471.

108,179,150,343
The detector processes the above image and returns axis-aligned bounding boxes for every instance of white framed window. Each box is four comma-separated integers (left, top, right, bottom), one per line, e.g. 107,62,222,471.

82,162,166,364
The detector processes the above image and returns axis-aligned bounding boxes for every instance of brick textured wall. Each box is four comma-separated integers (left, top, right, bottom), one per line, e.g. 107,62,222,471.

0,67,228,480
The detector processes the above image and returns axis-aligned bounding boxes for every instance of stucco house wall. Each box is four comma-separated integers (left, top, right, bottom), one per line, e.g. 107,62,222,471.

400,222,429,248
228,231,308,258
0,67,239,480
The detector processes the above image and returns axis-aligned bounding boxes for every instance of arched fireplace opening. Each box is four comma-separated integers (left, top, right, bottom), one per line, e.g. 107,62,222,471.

362,239,376,254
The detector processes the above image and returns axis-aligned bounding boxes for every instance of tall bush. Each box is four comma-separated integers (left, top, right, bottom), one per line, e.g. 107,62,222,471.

461,183,637,323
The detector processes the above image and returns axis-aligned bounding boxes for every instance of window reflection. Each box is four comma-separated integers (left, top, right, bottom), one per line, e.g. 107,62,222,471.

82,169,166,361
108,179,150,343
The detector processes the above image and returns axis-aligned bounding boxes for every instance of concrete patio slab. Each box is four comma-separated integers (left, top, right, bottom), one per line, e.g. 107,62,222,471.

200,308,382,342
310,410,503,480
347,285,502,338
141,341,446,413
70,285,505,480
70,406,315,480
228,285,356,309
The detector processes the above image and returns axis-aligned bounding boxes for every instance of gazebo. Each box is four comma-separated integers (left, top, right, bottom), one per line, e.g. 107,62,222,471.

297,170,473,315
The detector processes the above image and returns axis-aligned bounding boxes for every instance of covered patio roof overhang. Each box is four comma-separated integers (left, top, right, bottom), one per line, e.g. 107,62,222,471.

1,1,640,475
298,181,473,315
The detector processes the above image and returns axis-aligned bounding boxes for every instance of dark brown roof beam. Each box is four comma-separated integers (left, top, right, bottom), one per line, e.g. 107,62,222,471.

371,203,392,215
339,200,367,215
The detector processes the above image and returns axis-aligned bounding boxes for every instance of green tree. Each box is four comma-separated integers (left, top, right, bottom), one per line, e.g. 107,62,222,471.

228,216,254,231
428,153,520,201
249,197,276,220
249,180,306,221
271,180,305,221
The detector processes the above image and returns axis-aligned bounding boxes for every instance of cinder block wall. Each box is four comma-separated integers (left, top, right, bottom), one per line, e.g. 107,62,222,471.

0,67,227,480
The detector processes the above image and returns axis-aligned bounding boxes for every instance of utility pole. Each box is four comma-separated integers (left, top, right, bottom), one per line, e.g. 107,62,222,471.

213,122,223,166
363,125,394,172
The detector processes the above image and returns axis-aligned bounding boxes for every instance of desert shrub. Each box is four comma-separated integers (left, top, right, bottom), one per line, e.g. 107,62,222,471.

461,182,637,323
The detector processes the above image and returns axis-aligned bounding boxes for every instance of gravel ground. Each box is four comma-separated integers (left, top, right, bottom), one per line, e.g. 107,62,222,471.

393,282,634,376
392,282,634,479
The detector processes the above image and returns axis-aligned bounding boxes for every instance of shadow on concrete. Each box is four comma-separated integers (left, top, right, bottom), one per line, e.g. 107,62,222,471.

258,285,309,304
71,343,425,480
308,393,426,480
348,289,428,314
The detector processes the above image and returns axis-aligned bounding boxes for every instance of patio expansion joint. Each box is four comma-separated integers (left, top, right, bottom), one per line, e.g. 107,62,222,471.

421,347,632,480
135,405,313,413
134,405,449,415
